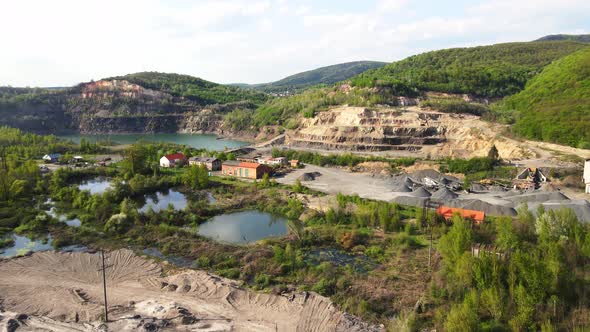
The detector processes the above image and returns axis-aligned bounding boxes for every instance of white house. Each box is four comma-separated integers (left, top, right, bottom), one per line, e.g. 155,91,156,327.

584,159,590,194
256,156,288,166
42,153,61,163
160,153,187,168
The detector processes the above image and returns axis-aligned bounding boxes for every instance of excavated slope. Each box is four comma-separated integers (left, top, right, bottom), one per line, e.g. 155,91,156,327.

290,106,445,151
0,249,380,332
288,106,535,159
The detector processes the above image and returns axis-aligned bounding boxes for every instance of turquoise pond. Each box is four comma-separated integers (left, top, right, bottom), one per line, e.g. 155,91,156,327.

57,133,248,151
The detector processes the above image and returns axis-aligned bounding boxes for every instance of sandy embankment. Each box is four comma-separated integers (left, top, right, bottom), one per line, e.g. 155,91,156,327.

0,250,380,332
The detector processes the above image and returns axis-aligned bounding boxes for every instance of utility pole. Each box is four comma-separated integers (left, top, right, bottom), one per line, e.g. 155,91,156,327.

428,218,433,269
100,250,109,322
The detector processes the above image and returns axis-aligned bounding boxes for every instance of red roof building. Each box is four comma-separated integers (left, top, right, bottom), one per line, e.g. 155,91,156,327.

160,153,187,168
436,206,485,224
222,161,271,179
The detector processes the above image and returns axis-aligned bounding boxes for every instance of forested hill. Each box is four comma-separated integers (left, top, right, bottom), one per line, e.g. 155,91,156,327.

238,61,387,93
0,72,269,134
497,46,590,148
535,34,590,43
350,41,587,97
107,72,267,105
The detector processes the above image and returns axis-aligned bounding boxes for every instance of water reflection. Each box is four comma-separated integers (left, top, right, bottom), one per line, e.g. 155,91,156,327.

138,190,188,213
78,177,112,195
197,210,288,244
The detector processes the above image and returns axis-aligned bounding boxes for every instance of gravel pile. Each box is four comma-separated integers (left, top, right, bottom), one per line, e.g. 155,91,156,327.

470,183,488,192
506,191,569,205
298,172,321,181
391,184,412,192
410,187,432,198
393,195,428,207
431,187,459,200
446,199,518,216
524,200,590,223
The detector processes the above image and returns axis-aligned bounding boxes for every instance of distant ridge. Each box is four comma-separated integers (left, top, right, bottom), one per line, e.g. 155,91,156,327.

234,61,387,93
535,34,590,43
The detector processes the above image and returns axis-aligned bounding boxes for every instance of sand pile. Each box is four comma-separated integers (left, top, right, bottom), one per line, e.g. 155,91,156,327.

0,250,381,332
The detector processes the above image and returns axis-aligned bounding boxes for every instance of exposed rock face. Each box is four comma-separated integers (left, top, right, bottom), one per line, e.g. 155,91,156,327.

288,106,446,151
287,106,535,159
0,79,241,135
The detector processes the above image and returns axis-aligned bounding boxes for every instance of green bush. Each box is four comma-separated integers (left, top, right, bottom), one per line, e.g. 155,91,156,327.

312,278,336,296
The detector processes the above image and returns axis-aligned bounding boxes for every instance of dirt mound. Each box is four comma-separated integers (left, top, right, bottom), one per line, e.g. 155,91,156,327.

298,172,321,181
431,187,458,200
0,250,381,332
353,161,393,175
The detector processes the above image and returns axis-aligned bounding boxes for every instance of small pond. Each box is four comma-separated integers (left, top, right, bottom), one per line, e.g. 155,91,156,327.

197,210,288,244
306,248,376,273
78,177,112,195
0,233,88,258
46,203,81,227
139,190,188,213
0,234,54,258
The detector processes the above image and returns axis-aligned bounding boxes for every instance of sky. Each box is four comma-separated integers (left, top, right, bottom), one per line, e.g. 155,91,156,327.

1,0,589,87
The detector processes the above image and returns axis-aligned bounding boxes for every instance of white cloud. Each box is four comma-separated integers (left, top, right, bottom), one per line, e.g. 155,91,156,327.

0,0,588,86
376,0,408,12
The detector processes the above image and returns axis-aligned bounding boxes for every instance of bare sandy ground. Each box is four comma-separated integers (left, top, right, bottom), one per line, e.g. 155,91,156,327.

277,164,404,202
0,250,380,332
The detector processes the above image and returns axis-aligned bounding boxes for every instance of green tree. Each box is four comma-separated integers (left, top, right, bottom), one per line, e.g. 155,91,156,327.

183,165,209,190
438,215,473,267
495,217,519,251
104,213,130,234
122,143,149,176
292,179,303,193
444,291,479,332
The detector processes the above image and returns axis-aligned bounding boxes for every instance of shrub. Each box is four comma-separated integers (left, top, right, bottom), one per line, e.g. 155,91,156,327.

312,278,336,296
